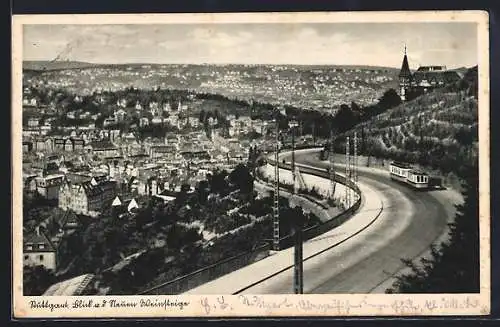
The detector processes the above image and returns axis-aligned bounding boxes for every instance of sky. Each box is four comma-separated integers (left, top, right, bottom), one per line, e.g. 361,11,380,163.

23,23,478,69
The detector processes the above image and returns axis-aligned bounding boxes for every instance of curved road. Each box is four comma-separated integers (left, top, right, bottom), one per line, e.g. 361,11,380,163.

238,149,458,294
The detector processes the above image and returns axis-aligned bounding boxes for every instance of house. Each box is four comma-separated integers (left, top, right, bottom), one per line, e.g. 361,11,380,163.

139,117,150,127
63,139,74,152
149,102,160,116
117,98,127,108
135,101,143,110
149,145,176,160
27,117,40,127
58,179,117,217
24,174,38,192
188,116,199,128
114,109,127,122
167,114,178,127
111,195,139,215
398,47,462,100
153,192,176,204
23,229,58,271
162,102,171,112
103,117,117,127
23,141,33,153
33,137,54,152
151,117,165,125
41,210,83,248
126,198,139,212
73,138,85,151
42,161,60,176
53,137,66,151
66,111,77,119
87,140,120,158
65,172,93,184
35,174,65,200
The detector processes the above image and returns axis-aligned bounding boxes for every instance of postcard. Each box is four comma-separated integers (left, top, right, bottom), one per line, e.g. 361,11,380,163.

12,11,490,318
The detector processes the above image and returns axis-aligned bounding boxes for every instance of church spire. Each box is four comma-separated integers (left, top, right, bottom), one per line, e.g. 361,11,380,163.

399,44,411,79
398,44,411,101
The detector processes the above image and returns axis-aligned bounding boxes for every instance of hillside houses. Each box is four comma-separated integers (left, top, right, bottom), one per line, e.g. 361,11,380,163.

24,210,87,272
35,174,65,200
24,231,58,271
86,140,120,158
58,178,117,217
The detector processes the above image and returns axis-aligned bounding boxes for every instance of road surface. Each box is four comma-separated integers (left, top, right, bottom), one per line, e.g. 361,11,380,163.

242,148,457,294
185,148,460,294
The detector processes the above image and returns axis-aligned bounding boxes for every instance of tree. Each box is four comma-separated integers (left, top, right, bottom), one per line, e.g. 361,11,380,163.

196,180,210,205
23,265,57,295
377,88,402,111
229,164,254,195
333,104,357,133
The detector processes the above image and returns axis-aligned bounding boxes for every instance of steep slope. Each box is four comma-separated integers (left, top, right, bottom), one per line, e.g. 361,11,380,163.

328,67,479,179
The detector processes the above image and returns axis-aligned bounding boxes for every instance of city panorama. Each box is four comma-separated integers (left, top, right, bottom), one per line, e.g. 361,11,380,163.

20,21,480,296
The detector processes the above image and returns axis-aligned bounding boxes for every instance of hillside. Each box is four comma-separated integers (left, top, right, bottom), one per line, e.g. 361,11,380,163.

329,89,478,179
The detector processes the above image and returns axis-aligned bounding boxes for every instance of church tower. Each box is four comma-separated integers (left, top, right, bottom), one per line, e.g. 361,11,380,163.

398,45,412,101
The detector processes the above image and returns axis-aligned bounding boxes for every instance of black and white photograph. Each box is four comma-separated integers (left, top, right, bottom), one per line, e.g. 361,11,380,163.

12,12,490,317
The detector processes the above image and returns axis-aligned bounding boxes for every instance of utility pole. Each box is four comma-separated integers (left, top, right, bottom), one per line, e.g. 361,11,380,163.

329,128,336,200
289,119,303,294
345,136,351,208
353,131,358,184
290,120,299,193
312,121,316,145
292,208,304,294
273,117,280,251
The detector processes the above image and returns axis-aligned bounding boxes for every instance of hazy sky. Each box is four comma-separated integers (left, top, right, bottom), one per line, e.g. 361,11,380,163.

23,23,478,68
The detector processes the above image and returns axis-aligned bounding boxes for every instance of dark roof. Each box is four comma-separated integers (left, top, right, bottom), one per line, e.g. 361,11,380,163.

78,179,117,197
93,175,107,183
80,181,102,197
71,138,85,145
416,66,446,71
151,145,176,153
44,162,59,171
24,232,57,252
65,173,92,184
99,180,117,191
399,54,412,79
89,140,116,150
412,70,461,85
51,210,80,229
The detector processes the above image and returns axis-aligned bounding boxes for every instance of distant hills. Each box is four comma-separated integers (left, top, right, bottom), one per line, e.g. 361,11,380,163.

23,61,101,71
23,60,400,72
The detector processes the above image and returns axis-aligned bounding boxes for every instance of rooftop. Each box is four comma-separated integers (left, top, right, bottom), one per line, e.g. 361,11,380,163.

43,274,95,296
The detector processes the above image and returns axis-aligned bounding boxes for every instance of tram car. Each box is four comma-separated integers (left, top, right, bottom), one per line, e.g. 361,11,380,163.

389,161,442,190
